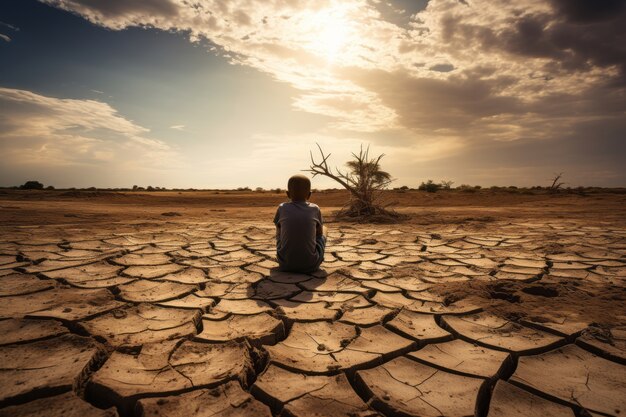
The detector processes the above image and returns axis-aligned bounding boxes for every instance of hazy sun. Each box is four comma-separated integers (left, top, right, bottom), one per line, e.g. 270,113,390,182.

304,8,352,63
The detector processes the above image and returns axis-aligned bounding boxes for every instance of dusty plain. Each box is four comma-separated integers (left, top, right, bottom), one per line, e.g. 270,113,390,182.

0,189,625,417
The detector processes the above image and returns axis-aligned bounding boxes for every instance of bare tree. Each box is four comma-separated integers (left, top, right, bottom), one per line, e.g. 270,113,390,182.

549,172,565,193
305,143,399,218
440,180,454,190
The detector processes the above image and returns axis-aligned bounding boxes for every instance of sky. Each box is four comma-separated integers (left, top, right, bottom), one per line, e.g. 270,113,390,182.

0,0,624,189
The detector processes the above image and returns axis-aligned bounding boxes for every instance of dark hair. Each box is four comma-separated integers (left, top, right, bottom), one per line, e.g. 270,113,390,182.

287,174,311,201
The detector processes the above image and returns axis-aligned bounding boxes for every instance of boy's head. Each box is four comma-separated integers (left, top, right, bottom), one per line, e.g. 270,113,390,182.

287,174,311,202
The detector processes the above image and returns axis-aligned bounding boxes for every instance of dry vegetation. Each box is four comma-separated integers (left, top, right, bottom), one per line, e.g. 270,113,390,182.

305,144,402,221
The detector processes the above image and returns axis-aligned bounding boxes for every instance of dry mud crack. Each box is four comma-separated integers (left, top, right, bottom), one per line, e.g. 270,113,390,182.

0,220,624,416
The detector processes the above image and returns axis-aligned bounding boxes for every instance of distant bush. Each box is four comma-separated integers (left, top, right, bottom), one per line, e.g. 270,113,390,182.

272,188,282,194
46,185,55,190
255,187,264,192
20,180,44,190
237,187,251,191
418,180,440,193
394,185,409,192
440,180,454,190
457,184,477,193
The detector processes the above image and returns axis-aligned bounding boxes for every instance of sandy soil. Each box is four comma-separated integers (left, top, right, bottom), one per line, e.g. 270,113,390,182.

0,189,624,417
1,188,625,226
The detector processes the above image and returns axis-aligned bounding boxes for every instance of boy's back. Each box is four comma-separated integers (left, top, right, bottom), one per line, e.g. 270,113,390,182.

274,200,323,273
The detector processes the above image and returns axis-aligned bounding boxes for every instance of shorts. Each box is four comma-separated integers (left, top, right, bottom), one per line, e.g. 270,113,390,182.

276,235,327,273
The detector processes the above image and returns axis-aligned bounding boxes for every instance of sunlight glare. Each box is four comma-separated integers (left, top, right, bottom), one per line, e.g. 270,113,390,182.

304,8,353,63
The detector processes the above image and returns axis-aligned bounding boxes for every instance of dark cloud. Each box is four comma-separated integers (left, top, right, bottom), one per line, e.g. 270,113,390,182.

549,0,625,23
371,0,429,28
429,63,454,72
440,3,626,82
547,14,626,78
347,68,522,131
499,14,560,59
43,0,179,19
346,62,625,162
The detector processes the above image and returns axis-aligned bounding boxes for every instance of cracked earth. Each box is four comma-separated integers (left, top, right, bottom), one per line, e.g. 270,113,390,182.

0,217,625,417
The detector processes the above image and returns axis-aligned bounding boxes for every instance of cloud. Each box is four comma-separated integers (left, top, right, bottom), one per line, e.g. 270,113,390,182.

0,20,19,42
41,0,406,132
0,87,178,184
548,0,625,23
0,21,19,31
445,2,626,82
43,0,180,29
169,124,185,131
38,0,625,183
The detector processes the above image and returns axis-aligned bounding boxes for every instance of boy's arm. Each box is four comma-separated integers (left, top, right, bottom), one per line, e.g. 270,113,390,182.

273,207,281,239
315,207,323,237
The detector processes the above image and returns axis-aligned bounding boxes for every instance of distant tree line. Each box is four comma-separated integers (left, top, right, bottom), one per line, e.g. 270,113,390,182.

3,173,624,196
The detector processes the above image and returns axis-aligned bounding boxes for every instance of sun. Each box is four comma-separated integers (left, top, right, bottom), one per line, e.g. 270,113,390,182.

304,8,353,63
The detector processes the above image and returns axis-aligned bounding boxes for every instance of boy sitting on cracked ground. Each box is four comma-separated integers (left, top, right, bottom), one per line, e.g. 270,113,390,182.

274,174,327,273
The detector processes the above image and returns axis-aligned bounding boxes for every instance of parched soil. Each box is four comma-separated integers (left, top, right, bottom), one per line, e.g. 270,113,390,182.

0,190,624,417
1,188,625,226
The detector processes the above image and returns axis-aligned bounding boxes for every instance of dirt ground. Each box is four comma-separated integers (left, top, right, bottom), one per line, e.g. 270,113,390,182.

0,189,624,417
1,188,625,227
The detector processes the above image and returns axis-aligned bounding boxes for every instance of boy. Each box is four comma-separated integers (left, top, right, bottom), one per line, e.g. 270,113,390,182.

273,174,326,273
